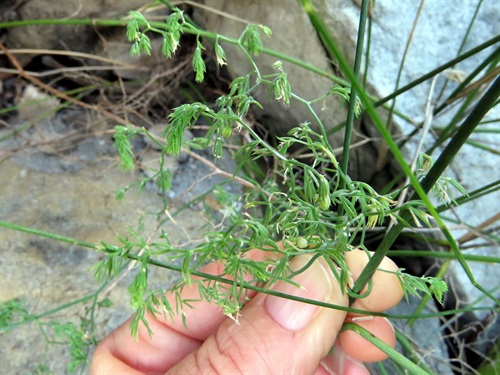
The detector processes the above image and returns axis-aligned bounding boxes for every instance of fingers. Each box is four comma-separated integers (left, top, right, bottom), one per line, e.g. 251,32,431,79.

167,246,282,340
90,311,200,374
90,260,222,374
345,249,404,312
339,316,396,362
91,246,405,374
338,249,404,364
91,248,277,374
319,345,370,375
167,254,350,374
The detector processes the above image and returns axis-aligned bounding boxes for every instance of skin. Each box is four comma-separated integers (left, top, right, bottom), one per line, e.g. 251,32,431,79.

340,249,404,363
91,248,403,374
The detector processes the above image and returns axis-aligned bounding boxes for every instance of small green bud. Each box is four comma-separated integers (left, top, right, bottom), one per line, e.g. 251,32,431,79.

319,196,331,211
318,176,331,210
139,33,152,55
215,40,227,66
296,237,308,249
259,25,272,38
221,123,232,138
130,41,141,56
192,41,206,83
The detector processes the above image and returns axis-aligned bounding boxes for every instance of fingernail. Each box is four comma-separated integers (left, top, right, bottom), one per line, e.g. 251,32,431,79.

343,359,370,375
321,345,346,375
321,345,369,375
265,255,334,331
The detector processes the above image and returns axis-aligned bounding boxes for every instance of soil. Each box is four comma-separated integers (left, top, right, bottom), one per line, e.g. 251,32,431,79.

0,102,245,372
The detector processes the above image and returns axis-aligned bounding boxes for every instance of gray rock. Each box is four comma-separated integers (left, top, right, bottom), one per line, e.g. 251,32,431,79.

376,296,453,375
2,0,146,66
0,109,240,372
196,0,353,165
319,0,500,315
169,147,244,209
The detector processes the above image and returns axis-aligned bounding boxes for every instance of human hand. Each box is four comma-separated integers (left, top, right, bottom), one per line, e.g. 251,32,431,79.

91,248,403,374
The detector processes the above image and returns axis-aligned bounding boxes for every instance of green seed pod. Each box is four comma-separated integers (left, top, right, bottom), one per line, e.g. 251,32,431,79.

221,123,233,138
318,175,331,210
296,237,308,249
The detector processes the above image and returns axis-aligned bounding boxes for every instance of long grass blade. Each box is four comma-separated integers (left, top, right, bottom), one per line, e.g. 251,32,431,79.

374,35,500,107
342,323,431,375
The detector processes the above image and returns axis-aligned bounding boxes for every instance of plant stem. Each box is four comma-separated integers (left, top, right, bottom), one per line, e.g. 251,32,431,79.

340,0,369,177
433,0,484,105
1,16,496,109
2,219,496,320
0,18,127,28
0,291,101,332
387,250,500,262
0,221,96,249
434,39,500,115
299,0,369,175
419,76,500,194
374,35,500,107
383,0,425,139
342,323,431,375
351,77,500,305
426,47,500,153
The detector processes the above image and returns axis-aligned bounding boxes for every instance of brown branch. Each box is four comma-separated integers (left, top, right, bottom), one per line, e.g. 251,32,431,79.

0,48,137,67
0,41,128,126
458,212,500,245
0,42,269,198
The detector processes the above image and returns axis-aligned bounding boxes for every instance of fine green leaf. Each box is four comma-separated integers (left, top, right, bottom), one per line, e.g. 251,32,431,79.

192,40,206,83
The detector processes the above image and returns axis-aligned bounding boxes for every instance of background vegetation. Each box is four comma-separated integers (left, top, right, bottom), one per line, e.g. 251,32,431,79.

0,0,498,373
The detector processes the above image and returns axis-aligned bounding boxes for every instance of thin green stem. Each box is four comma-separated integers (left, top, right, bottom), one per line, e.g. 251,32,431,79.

0,19,129,28
4,221,494,321
434,45,499,117
236,43,262,81
384,0,425,133
291,93,335,155
236,119,287,162
479,118,500,125
424,48,500,154
1,291,101,332
0,220,354,314
342,323,431,375
362,12,373,89
299,0,369,175
434,0,483,105
420,76,500,193
0,221,96,249
387,250,500,263
465,139,500,154
430,93,478,153
374,35,500,107
395,329,435,374
1,16,497,114
340,0,369,177
352,77,500,306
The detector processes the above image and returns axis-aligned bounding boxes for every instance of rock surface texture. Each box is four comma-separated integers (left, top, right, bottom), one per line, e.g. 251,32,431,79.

195,0,361,172
0,108,242,372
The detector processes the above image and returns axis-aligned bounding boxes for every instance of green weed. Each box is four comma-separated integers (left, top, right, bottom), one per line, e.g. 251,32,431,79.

0,0,498,373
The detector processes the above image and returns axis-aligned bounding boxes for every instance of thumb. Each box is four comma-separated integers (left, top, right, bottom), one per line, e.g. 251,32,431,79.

168,254,349,374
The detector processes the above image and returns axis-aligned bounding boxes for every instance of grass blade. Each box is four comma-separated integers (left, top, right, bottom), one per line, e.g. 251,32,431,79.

342,323,431,375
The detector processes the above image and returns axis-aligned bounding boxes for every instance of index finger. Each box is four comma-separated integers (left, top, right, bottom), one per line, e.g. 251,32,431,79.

346,249,404,312
90,248,277,374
